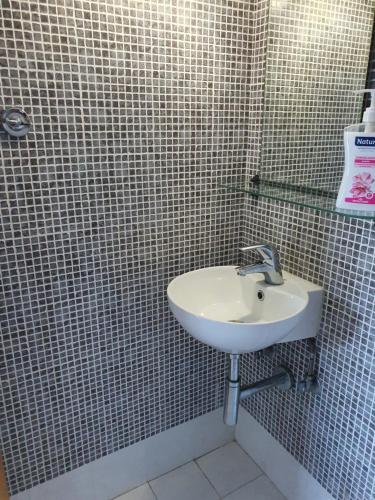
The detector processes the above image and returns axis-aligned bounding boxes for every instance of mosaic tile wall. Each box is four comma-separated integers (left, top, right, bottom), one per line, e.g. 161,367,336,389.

261,0,374,190
241,1,375,500
1,0,375,498
0,0,252,494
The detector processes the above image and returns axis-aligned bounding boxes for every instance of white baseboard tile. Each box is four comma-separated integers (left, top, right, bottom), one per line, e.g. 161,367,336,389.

235,407,334,500
11,409,234,500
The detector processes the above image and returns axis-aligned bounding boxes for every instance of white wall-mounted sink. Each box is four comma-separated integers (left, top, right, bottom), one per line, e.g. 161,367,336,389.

167,266,323,353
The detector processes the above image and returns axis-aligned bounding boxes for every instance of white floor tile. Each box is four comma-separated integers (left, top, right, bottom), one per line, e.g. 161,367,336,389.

115,483,156,500
149,462,219,500
196,442,262,497
223,475,286,500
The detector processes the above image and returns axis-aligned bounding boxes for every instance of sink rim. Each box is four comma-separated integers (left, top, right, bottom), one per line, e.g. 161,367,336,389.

167,265,308,327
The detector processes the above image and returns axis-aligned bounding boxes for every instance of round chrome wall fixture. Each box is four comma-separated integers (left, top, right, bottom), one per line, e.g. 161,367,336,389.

1,108,31,138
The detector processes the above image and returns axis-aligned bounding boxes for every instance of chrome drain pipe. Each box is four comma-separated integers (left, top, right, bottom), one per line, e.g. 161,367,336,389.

223,354,241,426
223,354,295,426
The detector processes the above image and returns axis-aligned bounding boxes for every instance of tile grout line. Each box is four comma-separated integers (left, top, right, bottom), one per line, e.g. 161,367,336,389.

147,480,158,500
113,441,241,499
230,439,287,500
192,457,222,498
220,472,265,499
144,439,239,493
193,454,265,500
113,441,285,500
233,438,287,499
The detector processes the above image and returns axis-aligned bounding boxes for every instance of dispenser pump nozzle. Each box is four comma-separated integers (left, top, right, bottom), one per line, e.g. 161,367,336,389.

357,89,375,124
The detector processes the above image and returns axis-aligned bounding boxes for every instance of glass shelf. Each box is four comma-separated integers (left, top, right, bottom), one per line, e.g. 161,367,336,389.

221,179,375,221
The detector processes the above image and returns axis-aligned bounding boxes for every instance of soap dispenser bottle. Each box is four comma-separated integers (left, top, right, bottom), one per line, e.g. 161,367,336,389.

336,90,375,212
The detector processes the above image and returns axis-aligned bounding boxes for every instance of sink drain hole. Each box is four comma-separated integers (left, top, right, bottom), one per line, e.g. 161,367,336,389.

257,290,265,301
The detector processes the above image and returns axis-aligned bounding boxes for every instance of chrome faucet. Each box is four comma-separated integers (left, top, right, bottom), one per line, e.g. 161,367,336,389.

236,243,283,285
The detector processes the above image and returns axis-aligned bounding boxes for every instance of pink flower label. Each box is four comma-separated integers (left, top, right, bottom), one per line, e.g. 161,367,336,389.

345,172,375,204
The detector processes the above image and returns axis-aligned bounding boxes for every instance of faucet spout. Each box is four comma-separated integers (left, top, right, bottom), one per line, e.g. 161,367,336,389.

237,243,284,285
236,262,269,276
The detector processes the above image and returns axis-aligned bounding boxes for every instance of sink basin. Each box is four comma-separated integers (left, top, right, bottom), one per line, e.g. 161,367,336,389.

167,266,323,353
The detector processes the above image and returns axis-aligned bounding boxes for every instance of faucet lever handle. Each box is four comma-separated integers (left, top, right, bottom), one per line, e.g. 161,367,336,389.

240,244,273,261
240,244,265,251
240,243,282,270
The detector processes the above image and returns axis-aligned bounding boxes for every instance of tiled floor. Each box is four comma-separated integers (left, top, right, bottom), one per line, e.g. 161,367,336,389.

114,442,285,500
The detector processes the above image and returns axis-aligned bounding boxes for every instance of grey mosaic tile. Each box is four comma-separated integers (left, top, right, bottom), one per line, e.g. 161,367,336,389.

241,198,375,500
0,0,249,495
241,2,375,500
261,0,374,190
1,2,375,500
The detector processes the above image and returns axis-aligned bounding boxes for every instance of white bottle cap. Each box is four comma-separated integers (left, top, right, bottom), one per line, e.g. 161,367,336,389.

357,89,375,123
